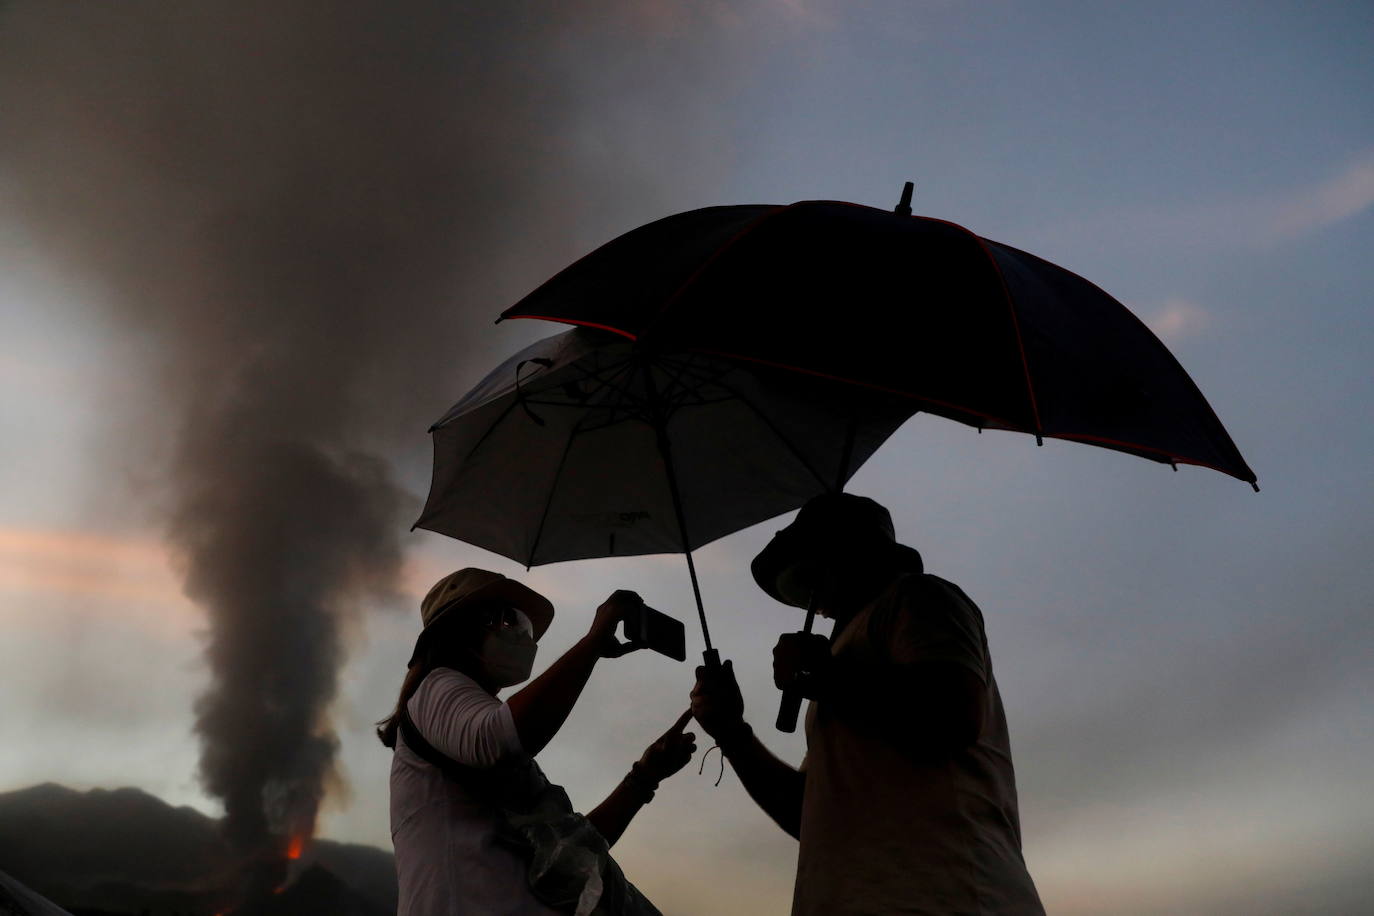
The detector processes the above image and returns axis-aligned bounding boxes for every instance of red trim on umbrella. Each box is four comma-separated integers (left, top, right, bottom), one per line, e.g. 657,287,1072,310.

981,237,1255,481
501,315,639,341
912,214,1046,440
695,348,1257,485
645,205,791,328
1048,432,1255,482
501,202,1255,487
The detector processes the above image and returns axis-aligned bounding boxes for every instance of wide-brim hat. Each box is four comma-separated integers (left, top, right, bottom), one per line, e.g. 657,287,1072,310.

751,493,922,608
410,568,555,665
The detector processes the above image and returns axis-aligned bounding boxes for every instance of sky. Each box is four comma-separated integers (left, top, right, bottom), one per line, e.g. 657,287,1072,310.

2,1,1372,913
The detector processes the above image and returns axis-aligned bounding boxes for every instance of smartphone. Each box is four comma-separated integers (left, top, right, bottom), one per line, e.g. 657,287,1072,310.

622,604,687,662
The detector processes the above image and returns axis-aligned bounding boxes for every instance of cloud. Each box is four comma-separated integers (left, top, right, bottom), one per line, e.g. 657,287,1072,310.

0,525,186,612
1029,149,1374,254
1143,297,1210,341
1264,154,1374,243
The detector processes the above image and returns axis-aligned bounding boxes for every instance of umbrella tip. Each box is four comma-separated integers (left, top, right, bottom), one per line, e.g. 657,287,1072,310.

894,181,914,216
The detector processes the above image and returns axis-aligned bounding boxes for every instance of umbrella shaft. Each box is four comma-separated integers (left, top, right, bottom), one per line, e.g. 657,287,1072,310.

680,536,713,653
641,360,716,656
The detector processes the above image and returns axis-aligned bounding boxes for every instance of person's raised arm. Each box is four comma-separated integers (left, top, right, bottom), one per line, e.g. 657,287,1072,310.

506,590,642,757
691,661,805,839
586,709,697,847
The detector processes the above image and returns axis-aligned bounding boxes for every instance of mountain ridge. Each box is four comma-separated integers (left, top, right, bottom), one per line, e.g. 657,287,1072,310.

0,783,396,916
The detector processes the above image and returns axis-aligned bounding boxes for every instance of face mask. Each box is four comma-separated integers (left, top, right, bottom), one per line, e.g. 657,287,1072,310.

478,627,538,687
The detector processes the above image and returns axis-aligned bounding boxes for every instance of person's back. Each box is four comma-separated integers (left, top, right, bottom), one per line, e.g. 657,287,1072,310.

390,666,560,916
793,573,1042,915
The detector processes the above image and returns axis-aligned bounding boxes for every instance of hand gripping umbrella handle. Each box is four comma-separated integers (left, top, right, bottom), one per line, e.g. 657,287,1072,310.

775,595,818,733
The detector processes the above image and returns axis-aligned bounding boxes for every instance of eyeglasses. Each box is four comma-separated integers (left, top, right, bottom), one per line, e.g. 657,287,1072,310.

482,605,535,638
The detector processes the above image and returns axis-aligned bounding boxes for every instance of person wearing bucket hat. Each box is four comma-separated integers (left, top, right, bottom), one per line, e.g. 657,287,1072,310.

381,569,696,916
690,493,1044,915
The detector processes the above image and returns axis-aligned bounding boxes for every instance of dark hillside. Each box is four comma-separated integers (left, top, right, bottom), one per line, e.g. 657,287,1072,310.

0,785,395,916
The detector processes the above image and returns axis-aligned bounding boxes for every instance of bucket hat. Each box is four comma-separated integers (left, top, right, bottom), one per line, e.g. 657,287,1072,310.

409,568,555,665
751,493,922,608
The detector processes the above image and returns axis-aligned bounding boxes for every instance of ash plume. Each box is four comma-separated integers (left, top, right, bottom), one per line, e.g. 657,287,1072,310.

0,0,749,867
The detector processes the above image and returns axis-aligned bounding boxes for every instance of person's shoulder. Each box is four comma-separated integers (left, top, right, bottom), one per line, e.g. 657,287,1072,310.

429,665,479,685
922,573,977,602
409,666,485,711
890,573,983,621
888,571,951,602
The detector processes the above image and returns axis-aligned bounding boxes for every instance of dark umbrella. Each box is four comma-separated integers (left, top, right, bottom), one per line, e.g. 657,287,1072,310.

414,326,914,667
499,184,1258,488
493,184,1258,729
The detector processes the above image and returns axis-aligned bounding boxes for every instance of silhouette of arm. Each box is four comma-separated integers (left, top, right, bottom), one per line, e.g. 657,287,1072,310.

506,590,645,756
585,777,650,847
715,723,806,839
504,634,602,757
692,661,805,839
587,710,697,847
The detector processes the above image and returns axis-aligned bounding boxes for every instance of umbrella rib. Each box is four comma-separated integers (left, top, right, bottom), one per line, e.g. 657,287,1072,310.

415,398,526,533
443,396,522,476
651,355,700,408
731,390,837,492
516,356,649,430
524,423,583,569
656,354,751,411
569,358,649,425
657,356,836,489
683,346,1032,432
912,215,1045,440
642,205,794,332
982,239,1256,484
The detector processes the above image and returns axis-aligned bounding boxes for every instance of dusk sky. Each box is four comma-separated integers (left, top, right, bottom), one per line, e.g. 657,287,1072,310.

2,2,1372,914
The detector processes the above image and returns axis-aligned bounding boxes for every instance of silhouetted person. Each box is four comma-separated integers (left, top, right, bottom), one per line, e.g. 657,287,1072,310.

691,494,1044,915
381,568,695,915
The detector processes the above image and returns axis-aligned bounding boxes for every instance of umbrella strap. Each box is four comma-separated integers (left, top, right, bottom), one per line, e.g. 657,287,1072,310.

697,744,726,786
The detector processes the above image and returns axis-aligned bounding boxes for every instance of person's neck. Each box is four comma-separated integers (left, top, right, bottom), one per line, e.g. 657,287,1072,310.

827,563,901,620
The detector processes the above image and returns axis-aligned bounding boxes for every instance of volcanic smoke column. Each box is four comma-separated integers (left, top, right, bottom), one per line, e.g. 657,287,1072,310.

0,0,752,885
172,425,405,858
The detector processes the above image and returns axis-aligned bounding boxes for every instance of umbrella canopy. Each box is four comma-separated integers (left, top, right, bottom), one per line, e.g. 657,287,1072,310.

415,327,913,658
500,197,1257,488
416,326,913,567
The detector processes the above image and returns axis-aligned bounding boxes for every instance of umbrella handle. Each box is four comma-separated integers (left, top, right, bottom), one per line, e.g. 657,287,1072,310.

775,688,804,733
775,594,819,733
702,648,720,669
